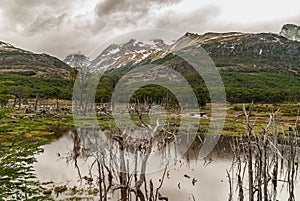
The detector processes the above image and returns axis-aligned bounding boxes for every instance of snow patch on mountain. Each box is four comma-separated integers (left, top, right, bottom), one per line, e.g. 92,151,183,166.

88,38,170,72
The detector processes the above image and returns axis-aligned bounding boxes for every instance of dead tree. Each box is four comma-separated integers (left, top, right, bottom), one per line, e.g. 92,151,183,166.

68,101,174,201
243,103,255,201
229,105,299,201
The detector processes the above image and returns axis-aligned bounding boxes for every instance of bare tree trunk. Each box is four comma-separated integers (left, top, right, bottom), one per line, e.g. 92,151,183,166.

97,160,103,201
228,107,298,201
255,143,262,201
18,97,22,110
56,98,59,111
13,97,17,108
101,163,107,201
288,130,296,201
118,140,128,201
272,113,279,201
243,104,254,201
34,93,38,113
226,170,233,201
262,117,271,201
237,163,244,201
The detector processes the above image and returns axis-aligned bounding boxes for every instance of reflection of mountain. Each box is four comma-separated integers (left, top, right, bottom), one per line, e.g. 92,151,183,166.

0,41,73,79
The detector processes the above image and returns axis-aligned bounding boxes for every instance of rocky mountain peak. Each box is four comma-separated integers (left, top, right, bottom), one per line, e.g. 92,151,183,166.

0,41,29,54
0,41,14,49
152,39,169,50
184,32,198,37
122,39,139,51
101,44,121,55
62,25,300,75
64,53,90,68
279,24,300,41
89,38,170,71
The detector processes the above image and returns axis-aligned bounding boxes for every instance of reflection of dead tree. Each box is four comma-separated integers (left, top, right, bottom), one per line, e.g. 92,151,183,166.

286,112,299,201
154,166,168,201
65,129,84,183
68,103,176,201
226,169,233,201
228,105,299,201
229,135,245,201
271,110,279,201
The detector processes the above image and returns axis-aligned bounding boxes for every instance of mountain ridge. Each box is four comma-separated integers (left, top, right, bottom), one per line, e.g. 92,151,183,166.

64,25,300,76
0,41,73,79
1,24,300,104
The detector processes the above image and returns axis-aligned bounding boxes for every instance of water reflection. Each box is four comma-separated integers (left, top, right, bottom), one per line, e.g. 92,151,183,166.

34,128,300,201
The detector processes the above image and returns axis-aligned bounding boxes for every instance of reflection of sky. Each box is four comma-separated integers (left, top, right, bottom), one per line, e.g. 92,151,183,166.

34,131,94,185
34,130,300,200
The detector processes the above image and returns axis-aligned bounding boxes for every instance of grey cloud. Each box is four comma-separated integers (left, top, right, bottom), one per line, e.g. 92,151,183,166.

217,14,300,34
0,0,298,60
95,0,182,17
26,13,67,35
0,0,95,58
91,11,148,33
0,0,78,35
154,5,221,33
0,1,36,29
91,0,183,33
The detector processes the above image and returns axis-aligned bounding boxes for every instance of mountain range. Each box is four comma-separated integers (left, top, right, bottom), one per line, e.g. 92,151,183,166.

0,24,300,78
1,24,300,103
64,24,300,76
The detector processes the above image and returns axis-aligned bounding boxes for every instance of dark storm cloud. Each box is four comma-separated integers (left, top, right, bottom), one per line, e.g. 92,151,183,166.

95,0,181,17
91,0,184,33
0,0,73,35
0,0,93,58
0,0,297,59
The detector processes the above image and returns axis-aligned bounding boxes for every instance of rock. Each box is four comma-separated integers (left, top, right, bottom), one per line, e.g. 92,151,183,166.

64,53,90,68
184,174,191,179
279,24,300,41
192,178,197,185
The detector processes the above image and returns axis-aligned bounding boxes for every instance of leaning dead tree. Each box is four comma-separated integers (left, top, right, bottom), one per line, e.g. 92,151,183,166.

227,104,299,201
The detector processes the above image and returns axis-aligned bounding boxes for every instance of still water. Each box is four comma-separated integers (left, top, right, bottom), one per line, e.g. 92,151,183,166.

34,130,300,201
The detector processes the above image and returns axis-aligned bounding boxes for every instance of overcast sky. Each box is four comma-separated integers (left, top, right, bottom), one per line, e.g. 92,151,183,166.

0,0,299,59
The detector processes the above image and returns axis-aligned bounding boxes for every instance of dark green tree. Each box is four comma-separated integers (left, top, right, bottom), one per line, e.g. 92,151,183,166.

0,143,52,200
0,81,13,108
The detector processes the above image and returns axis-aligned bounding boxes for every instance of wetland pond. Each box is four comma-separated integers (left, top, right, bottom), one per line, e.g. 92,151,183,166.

33,128,300,201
